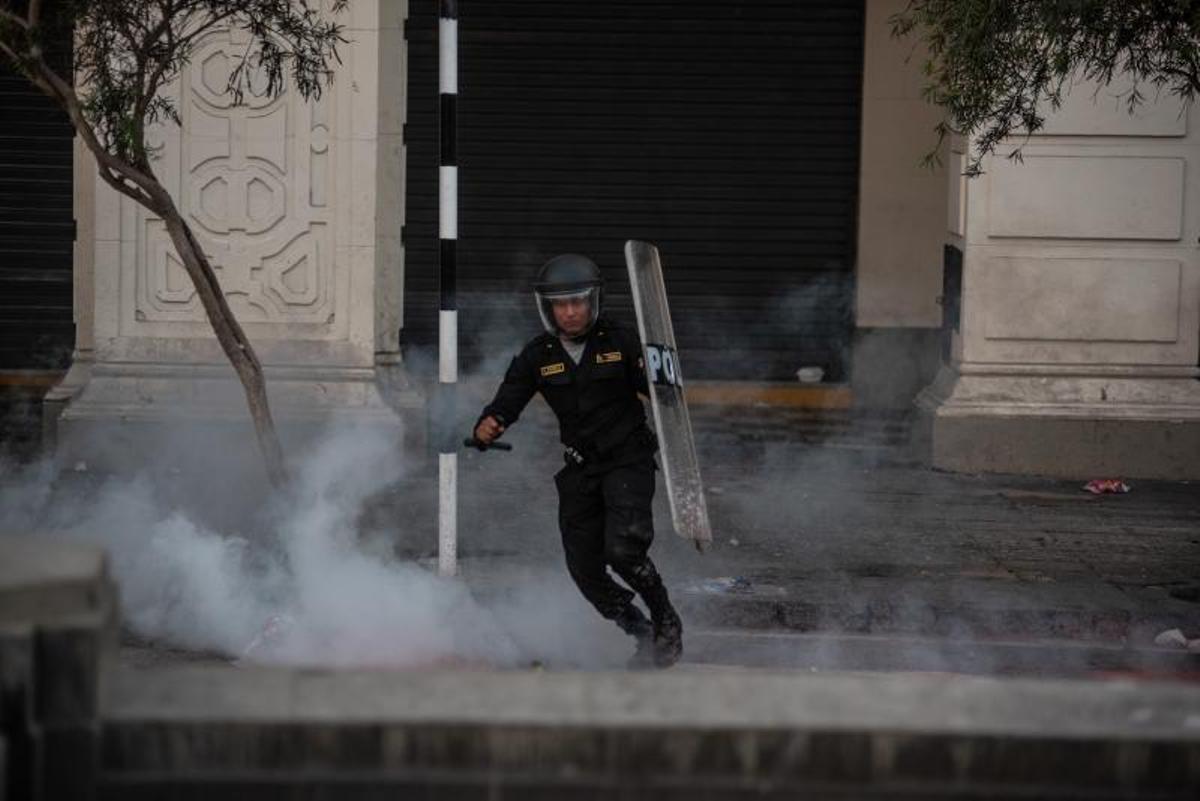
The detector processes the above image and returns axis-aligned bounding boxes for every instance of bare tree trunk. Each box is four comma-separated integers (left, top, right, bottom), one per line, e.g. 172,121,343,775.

84,141,290,487
0,24,290,487
156,198,289,488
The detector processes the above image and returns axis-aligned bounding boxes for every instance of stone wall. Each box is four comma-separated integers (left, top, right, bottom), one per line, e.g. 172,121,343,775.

918,76,1200,478
852,0,948,408
0,537,118,801
98,667,1200,799
49,1,413,468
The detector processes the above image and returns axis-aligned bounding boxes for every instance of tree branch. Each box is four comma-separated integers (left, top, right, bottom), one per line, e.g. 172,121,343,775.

97,165,158,208
176,7,241,53
25,53,166,205
134,3,179,129
1160,64,1200,96
0,9,29,29
119,1,176,155
0,36,21,65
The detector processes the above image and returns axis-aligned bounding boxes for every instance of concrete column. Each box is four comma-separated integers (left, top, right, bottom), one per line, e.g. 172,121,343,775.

852,0,948,408
50,1,415,466
0,537,118,801
918,77,1200,479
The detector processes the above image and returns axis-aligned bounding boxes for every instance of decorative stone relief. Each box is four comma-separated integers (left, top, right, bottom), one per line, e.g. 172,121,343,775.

135,27,335,330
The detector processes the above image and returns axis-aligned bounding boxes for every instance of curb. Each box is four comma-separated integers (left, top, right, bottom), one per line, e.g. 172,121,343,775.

687,382,852,409
676,590,1194,646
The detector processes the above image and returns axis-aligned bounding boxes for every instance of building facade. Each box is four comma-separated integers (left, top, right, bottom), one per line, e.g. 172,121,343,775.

2,0,1197,478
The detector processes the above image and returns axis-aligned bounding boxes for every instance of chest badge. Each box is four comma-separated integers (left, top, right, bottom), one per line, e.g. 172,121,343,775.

595,351,623,364
540,362,566,377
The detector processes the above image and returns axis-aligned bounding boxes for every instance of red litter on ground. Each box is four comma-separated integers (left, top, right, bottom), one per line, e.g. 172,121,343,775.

1083,479,1131,495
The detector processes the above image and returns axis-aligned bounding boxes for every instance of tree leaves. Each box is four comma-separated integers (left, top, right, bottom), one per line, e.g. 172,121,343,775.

892,0,1200,175
1,0,349,168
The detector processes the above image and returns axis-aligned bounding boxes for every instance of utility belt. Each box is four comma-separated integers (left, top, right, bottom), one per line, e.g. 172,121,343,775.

563,424,657,468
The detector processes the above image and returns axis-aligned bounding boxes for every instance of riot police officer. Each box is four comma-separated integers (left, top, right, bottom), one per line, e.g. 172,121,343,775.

473,253,683,668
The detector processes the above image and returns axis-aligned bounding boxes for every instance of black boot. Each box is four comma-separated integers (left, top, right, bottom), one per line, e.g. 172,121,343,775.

651,599,683,668
636,583,682,668
614,604,656,669
609,555,682,668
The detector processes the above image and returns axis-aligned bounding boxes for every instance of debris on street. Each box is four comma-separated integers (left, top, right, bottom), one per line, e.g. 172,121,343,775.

1083,479,1130,495
1152,628,1200,652
239,613,296,663
695,576,754,594
1154,628,1188,648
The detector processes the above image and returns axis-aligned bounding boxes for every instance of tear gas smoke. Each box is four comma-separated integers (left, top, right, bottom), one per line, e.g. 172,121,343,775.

0,424,628,669
0,254,1079,678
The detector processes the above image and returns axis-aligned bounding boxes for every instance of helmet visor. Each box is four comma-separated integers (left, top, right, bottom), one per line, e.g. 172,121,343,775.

535,286,600,336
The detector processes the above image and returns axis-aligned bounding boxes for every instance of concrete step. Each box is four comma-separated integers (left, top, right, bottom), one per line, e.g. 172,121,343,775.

674,577,1197,646
0,536,113,626
687,628,1200,680
0,536,119,801
0,378,55,462
98,665,1200,799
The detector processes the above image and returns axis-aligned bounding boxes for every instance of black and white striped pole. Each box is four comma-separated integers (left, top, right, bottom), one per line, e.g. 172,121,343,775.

438,0,459,577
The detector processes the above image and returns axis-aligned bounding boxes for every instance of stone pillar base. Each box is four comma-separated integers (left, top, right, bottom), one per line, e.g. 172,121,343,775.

916,365,1200,480
45,359,424,477
851,327,942,409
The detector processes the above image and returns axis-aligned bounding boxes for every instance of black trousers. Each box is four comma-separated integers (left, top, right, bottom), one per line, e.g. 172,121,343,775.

554,455,672,626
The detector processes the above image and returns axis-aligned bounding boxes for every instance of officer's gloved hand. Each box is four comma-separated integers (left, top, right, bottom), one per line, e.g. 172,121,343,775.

474,415,505,444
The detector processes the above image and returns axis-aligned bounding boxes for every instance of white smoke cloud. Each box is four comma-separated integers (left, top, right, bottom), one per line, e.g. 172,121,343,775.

1,424,630,670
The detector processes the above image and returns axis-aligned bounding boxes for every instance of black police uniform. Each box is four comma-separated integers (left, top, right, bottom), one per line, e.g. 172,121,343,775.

479,315,680,657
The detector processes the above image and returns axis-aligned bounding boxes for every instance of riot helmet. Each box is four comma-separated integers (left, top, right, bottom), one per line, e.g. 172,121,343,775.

534,253,603,338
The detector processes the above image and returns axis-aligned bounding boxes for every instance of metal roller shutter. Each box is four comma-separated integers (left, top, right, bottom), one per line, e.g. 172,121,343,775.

0,33,74,371
404,0,864,380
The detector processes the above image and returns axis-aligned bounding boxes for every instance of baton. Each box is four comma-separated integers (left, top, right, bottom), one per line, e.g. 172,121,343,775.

463,437,513,452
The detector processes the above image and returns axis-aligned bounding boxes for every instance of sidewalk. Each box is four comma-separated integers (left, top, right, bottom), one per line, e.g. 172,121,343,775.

382,402,1200,675
6,391,1199,676
6,404,1199,798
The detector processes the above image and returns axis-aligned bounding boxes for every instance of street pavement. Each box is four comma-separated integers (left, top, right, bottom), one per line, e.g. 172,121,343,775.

377,401,1200,678
7,411,1198,799
5,392,1200,678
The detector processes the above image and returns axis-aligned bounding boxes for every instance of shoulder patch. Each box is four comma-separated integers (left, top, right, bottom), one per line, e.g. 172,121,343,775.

540,362,566,377
596,350,623,364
